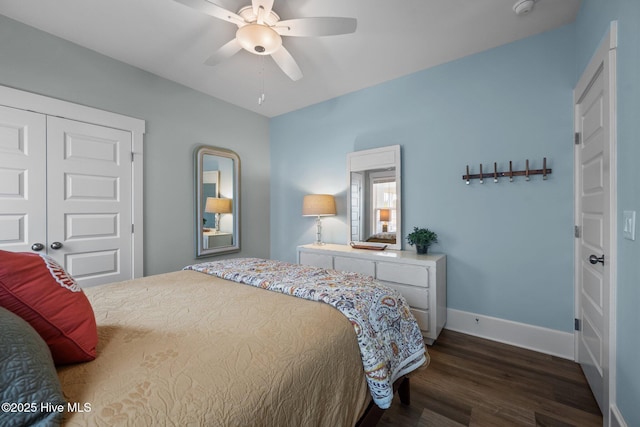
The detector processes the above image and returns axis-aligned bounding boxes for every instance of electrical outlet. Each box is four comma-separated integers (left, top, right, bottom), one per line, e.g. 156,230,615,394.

623,210,636,241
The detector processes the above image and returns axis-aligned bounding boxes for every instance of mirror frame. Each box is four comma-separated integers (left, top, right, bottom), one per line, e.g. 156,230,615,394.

347,145,402,250
195,145,241,257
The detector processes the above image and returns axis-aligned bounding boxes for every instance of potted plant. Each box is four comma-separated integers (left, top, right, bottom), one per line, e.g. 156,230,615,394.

406,227,438,254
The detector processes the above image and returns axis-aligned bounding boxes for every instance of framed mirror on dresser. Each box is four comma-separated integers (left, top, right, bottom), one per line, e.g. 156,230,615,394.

298,144,446,344
195,146,240,257
347,145,402,250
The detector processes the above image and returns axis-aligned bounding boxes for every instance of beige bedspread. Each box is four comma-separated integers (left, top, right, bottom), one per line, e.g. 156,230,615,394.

57,270,370,426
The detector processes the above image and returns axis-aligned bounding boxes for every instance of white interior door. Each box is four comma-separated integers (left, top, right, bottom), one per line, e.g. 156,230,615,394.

0,106,46,252
46,116,132,286
574,26,616,418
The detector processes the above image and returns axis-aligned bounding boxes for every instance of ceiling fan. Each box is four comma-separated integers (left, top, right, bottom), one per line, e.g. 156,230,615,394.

174,0,357,81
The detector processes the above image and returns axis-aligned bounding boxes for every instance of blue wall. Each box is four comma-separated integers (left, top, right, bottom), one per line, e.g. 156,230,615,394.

576,1,640,425
271,25,576,332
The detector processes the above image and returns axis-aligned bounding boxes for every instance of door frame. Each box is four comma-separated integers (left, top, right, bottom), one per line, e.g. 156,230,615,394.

573,21,618,426
0,84,146,280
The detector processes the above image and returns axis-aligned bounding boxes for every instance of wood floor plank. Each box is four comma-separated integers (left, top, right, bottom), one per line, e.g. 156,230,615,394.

379,330,602,427
535,411,576,427
418,407,467,427
469,407,535,427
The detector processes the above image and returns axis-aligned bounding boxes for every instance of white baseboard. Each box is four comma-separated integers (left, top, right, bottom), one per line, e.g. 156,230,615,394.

610,404,627,427
444,308,575,360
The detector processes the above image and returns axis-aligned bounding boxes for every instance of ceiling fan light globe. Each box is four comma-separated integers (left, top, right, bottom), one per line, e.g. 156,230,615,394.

236,24,282,55
513,0,535,15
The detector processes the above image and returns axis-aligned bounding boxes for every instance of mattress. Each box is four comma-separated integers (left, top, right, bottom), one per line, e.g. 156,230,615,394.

57,270,370,426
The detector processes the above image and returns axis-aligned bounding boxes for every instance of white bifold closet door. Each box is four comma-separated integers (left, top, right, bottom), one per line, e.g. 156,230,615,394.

0,105,133,287
0,105,47,253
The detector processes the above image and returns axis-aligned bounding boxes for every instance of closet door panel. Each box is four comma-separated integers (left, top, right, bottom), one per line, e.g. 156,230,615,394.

0,106,46,252
47,117,132,286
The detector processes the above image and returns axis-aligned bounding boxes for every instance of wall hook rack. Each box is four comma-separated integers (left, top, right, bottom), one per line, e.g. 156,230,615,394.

463,158,551,184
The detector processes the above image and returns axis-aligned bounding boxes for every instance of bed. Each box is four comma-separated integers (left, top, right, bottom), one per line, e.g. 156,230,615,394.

0,253,427,426
365,233,397,244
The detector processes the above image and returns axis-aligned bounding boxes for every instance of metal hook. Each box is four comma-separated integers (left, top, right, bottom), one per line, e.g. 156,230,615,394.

465,165,470,185
479,163,483,184
543,157,547,180
525,159,530,181
509,161,513,182
493,162,498,183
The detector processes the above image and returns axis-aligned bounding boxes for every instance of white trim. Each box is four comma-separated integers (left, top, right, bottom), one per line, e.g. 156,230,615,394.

1,84,146,279
445,308,574,360
610,404,628,427
132,150,144,279
607,22,619,427
609,21,618,50
0,85,145,135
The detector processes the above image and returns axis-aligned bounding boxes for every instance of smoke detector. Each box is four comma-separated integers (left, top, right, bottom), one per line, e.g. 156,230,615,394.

513,0,535,15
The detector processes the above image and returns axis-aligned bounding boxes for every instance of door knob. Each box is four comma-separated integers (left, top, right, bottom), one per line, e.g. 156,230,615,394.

31,243,45,251
50,241,63,250
589,254,605,265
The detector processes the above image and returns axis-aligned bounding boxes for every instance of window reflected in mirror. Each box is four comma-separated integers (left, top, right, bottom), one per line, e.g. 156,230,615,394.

371,171,397,235
350,169,397,244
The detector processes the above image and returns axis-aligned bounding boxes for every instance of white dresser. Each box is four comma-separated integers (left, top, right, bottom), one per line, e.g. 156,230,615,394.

297,244,446,344
203,231,233,249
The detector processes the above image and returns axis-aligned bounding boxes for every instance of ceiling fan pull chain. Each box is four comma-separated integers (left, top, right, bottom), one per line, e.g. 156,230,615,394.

258,55,266,105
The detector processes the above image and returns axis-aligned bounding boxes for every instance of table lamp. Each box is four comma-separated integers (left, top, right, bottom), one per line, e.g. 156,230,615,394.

205,197,232,233
302,194,336,245
379,208,390,232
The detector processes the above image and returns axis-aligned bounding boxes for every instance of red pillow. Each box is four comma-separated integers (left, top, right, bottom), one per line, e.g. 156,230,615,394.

0,250,97,365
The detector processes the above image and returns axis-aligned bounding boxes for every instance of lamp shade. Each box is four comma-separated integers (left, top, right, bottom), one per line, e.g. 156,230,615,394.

205,197,232,214
379,208,391,222
302,194,336,216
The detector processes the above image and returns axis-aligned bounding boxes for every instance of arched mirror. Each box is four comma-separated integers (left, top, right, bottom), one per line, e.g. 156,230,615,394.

347,145,402,250
195,146,240,257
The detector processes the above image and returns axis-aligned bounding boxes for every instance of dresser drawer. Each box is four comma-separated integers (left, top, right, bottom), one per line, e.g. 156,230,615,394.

382,281,429,310
377,262,428,287
410,308,429,333
334,256,375,277
299,252,333,269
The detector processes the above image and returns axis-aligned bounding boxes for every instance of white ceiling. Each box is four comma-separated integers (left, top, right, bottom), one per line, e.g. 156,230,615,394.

0,0,581,118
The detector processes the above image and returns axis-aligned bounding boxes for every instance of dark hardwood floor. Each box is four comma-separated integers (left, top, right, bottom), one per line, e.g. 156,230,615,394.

379,330,602,427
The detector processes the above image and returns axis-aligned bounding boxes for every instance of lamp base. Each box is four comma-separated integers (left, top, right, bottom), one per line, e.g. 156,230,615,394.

314,216,325,245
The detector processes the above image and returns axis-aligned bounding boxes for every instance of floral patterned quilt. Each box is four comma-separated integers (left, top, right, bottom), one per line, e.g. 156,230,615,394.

184,258,427,409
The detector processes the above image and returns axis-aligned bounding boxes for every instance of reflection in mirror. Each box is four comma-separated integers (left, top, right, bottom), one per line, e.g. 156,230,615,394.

347,145,401,250
196,146,240,257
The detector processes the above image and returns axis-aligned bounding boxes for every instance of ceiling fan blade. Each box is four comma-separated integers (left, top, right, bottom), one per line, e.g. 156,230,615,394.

252,0,275,24
270,47,303,81
274,17,357,37
204,38,242,66
173,0,245,27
